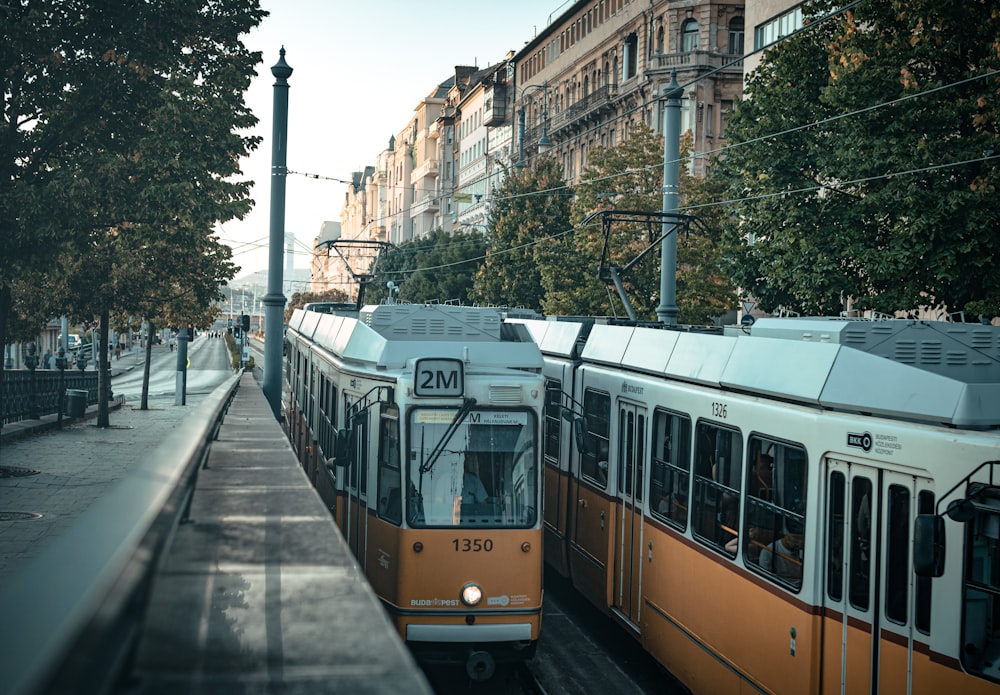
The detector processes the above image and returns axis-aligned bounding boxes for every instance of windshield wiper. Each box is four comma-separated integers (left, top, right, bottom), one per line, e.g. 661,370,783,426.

418,398,477,474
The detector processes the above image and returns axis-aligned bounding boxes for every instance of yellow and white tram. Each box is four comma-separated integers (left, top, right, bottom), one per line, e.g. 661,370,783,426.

515,315,1000,694
284,303,546,679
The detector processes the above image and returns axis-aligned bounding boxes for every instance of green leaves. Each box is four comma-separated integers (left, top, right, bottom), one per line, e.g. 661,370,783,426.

2,0,265,340
715,0,1000,317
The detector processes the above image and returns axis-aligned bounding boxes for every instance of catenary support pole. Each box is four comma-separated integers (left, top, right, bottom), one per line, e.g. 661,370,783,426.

263,47,292,419
656,71,682,326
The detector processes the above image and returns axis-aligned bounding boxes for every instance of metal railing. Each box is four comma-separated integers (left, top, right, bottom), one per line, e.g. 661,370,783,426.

0,372,242,695
1,369,101,425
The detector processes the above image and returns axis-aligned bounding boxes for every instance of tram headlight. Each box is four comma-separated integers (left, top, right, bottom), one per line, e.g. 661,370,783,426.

460,583,483,607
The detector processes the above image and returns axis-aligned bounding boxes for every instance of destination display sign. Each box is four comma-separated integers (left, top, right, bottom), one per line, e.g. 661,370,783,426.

414,358,464,397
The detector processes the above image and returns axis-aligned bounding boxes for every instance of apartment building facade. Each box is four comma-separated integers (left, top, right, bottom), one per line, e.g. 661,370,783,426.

325,0,746,296
513,0,745,179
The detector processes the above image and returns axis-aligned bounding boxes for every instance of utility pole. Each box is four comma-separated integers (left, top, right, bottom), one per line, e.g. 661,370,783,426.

263,47,292,419
656,71,683,326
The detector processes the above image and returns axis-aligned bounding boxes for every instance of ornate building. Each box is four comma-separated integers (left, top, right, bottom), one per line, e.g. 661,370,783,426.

322,0,747,298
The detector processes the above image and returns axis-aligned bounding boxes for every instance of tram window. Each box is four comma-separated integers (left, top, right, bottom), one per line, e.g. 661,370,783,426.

827,471,846,602
915,490,934,634
649,409,692,530
618,408,645,501
407,406,538,529
691,421,742,556
747,438,807,588
543,379,562,465
377,412,401,525
305,363,314,423
885,485,911,624
850,477,873,611
581,389,610,489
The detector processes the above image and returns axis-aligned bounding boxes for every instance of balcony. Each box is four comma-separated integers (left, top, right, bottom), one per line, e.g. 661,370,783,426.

410,196,440,217
484,83,508,127
648,50,743,76
412,159,439,180
550,84,618,134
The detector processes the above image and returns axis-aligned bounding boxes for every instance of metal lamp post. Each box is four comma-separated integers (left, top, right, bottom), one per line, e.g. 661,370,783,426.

515,82,552,172
263,47,292,419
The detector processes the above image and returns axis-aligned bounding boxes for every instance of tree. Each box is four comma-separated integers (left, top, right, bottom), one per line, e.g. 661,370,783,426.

715,0,1000,318
285,288,353,323
374,229,487,305
471,159,571,312
2,1,265,422
548,123,737,324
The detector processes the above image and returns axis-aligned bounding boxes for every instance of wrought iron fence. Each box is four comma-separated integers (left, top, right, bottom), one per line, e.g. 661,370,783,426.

1,369,101,425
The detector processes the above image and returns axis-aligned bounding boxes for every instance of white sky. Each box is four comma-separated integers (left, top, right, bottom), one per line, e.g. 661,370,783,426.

220,0,569,281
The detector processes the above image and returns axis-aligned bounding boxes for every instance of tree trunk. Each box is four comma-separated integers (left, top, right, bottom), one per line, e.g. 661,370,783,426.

0,284,10,429
140,320,154,410
97,310,111,427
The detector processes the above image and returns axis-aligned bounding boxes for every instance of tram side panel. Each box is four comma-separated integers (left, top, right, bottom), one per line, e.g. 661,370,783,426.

541,358,580,577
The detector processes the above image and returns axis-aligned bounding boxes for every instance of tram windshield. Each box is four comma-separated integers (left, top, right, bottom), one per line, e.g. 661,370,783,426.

407,407,538,528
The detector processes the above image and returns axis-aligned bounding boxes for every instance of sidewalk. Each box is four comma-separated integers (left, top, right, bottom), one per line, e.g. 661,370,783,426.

0,393,205,578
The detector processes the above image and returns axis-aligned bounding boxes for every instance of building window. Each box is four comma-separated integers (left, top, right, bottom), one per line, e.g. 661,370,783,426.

754,6,803,51
729,17,745,55
623,33,638,80
656,25,664,54
682,19,699,52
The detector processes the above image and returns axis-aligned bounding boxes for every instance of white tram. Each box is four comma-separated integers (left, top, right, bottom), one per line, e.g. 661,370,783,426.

284,303,546,679
513,315,1000,694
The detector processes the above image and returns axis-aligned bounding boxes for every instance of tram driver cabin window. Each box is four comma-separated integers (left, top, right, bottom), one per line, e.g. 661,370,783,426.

377,413,401,525
961,485,1000,680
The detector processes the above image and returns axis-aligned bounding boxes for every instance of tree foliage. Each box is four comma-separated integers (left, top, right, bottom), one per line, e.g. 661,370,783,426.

715,0,1000,318
368,229,487,305
284,288,354,323
471,159,571,312
2,0,265,417
547,123,737,324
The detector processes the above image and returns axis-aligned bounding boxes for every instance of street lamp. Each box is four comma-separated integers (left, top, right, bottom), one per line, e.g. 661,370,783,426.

516,82,553,172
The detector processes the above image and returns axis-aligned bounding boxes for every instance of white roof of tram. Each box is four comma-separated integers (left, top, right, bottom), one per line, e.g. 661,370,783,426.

288,304,542,371
515,316,1000,429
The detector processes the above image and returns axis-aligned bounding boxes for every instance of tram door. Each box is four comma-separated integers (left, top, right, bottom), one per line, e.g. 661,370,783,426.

822,458,926,695
345,412,370,570
612,401,645,629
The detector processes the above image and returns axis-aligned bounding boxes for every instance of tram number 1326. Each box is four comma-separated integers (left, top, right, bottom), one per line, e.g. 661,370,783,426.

453,538,494,552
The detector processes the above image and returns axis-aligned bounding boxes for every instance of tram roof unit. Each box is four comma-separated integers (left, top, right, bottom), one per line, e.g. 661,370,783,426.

571,317,999,429
288,304,543,371
510,315,1000,429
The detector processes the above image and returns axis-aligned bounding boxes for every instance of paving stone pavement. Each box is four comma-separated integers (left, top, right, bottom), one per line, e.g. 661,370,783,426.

0,395,206,578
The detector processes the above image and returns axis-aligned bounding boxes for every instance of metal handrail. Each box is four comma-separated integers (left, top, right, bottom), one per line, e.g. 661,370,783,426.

0,372,242,695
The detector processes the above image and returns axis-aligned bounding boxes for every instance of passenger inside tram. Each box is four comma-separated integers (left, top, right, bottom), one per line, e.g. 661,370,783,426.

759,516,804,584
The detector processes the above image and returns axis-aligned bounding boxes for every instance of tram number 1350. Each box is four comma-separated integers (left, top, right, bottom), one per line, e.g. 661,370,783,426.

453,538,494,552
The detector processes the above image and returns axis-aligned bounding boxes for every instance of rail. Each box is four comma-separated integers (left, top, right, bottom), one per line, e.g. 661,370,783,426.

0,372,242,695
